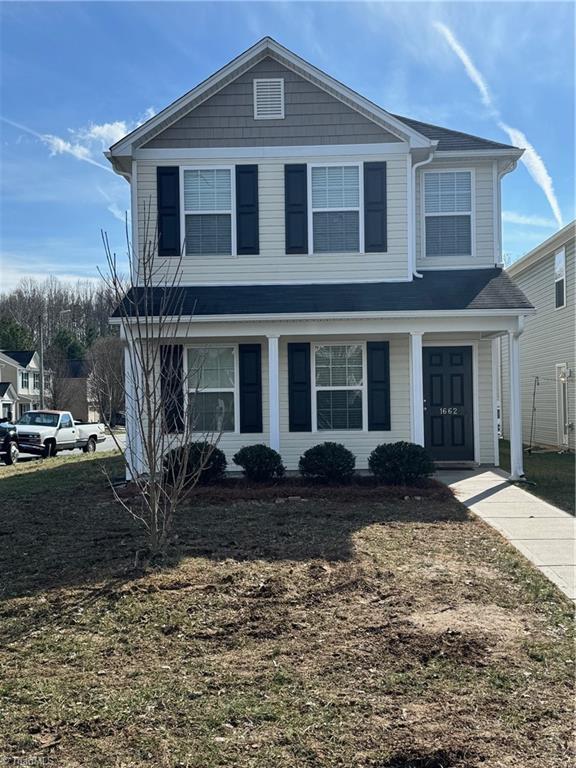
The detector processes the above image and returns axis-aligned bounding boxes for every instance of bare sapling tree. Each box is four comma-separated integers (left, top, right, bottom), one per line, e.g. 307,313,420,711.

99,204,224,562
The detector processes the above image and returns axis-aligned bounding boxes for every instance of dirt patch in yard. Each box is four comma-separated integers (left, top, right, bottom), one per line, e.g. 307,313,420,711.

0,453,573,767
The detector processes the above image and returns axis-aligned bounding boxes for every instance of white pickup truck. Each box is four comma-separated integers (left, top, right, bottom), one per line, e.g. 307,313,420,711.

15,410,107,458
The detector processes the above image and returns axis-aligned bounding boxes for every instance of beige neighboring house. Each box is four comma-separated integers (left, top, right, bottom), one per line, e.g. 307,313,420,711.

60,359,100,422
0,350,42,419
500,222,575,451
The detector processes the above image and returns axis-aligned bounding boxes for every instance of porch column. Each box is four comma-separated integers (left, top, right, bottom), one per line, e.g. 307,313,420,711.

409,332,425,446
508,331,524,480
267,335,280,452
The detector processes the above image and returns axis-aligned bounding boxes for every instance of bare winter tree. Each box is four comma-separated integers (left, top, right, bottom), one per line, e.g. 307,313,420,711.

100,206,224,561
88,335,125,425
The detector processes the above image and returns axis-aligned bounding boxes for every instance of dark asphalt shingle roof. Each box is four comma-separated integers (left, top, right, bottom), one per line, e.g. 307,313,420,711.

114,269,532,318
391,114,518,152
0,350,35,367
0,383,13,397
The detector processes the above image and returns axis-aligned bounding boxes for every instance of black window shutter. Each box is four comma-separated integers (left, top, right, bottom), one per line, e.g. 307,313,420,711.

367,341,390,431
236,165,259,255
157,167,180,257
364,162,387,253
160,345,184,432
239,343,262,433
285,164,308,254
288,342,311,431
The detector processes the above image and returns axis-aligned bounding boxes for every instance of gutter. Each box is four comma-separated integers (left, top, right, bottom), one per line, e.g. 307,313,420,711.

410,148,436,278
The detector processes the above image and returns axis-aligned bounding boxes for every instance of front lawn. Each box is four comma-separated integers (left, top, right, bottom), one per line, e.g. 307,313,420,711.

499,439,575,514
0,454,573,767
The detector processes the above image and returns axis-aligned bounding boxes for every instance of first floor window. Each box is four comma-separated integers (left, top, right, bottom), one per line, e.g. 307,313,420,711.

314,344,364,430
20,372,29,389
555,248,566,309
424,171,472,257
183,168,232,256
188,347,235,432
311,165,360,253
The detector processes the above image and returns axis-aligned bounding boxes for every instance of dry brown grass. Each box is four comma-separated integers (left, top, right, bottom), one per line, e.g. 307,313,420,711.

0,453,573,767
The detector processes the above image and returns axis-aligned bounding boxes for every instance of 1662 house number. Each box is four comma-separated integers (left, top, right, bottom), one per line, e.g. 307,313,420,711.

439,407,462,415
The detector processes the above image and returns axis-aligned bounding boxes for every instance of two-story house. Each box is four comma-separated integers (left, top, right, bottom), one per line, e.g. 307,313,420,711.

107,38,532,479
500,222,575,451
0,350,42,419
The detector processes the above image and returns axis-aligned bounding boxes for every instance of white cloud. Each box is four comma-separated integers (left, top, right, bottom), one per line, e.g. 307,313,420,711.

497,123,563,228
433,22,563,229
502,211,557,228
434,22,494,112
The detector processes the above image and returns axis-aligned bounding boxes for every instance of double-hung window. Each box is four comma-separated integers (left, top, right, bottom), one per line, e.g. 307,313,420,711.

554,248,566,309
188,347,236,432
183,168,234,256
33,373,40,390
311,165,361,253
20,372,29,390
424,170,473,258
314,344,364,430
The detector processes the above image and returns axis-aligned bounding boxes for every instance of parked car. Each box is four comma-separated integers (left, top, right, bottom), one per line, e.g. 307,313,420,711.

0,422,19,465
15,410,106,458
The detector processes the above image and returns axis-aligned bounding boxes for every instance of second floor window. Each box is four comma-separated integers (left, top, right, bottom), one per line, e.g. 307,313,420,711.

555,248,566,309
183,168,233,256
33,373,40,390
20,371,29,389
424,171,472,258
311,165,361,254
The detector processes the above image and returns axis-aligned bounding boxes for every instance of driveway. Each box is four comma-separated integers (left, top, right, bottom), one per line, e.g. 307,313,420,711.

439,468,575,600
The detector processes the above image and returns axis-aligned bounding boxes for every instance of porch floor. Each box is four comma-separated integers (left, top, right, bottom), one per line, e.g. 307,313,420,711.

438,468,576,600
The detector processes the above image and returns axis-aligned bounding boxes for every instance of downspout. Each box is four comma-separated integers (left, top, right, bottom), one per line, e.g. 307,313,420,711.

410,148,436,278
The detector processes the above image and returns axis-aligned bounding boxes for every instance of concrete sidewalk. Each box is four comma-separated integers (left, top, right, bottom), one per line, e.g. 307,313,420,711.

438,468,575,600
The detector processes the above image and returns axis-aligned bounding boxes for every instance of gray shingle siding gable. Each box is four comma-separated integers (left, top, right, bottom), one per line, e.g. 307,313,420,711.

143,57,401,148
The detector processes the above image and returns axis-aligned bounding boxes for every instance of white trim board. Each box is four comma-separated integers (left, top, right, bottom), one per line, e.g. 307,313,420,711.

133,143,410,160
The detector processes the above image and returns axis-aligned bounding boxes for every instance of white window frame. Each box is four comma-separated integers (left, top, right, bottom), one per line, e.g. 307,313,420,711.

421,168,476,260
185,344,239,434
179,165,237,258
20,371,29,390
33,372,40,391
253,78,285,120
307,163,365,256
554,247,566,310
311,341,368,432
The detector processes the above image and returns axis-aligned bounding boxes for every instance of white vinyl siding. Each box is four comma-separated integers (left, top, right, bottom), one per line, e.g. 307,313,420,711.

501,237,575,450
416,159,494,268
253,78,284,120
182,167,234,256
424,170,473,258
136,151,408,284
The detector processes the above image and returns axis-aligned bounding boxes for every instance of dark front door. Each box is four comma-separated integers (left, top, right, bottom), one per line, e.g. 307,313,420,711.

423,346,474,461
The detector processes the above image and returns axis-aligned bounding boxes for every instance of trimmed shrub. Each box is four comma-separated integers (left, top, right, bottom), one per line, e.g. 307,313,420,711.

233,444,285,482
164,442,227,485
299,442,356,483
368,441,434,485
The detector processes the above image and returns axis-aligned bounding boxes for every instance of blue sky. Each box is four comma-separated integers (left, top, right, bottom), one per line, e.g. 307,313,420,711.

0,1,574,290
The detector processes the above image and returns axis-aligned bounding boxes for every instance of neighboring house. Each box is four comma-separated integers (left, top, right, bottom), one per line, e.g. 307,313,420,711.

58,359,100,422
500,222,575,451
0,382,17,421
0,350,42,418
107,37,533,479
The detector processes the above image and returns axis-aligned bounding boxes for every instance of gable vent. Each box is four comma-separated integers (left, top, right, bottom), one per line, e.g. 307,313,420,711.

253,78,284,120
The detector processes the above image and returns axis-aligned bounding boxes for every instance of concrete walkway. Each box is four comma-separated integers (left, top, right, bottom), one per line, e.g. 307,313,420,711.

438,469,575,600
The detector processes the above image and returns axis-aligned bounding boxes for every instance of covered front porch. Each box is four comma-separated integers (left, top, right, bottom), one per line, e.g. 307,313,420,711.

124,311,527,478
